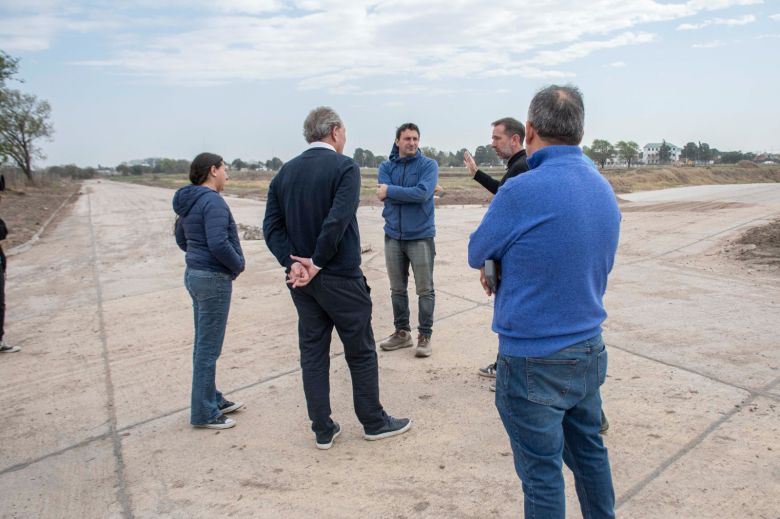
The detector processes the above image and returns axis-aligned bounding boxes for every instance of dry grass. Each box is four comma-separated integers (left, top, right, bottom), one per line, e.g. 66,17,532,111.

604,164,780,194
109,164,780,203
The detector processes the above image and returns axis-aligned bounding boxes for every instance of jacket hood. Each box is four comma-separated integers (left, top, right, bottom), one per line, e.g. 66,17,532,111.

173,184,213,217
388,143,423,163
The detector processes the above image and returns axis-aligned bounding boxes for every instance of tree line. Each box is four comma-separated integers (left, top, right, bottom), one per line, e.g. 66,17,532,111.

583,138,760,168
352,145,502,168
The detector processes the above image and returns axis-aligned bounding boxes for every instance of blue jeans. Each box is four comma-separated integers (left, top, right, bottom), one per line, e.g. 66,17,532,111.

185,268,232,425
384,236,435,337
495,335,615,519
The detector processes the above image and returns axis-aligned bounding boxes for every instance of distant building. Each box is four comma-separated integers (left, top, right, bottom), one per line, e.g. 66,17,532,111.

642,142,681,164
752,153,779,164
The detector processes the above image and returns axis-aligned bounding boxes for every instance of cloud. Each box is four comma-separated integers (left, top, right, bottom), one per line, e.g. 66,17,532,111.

606,61,627,68
692,40,726,48
684,0,762,9
677,14,755,29
524,32,655,67
770,13,780,21
0,0,770,92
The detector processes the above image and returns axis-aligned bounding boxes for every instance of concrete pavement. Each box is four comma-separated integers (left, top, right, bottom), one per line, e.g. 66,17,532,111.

0,180,778,518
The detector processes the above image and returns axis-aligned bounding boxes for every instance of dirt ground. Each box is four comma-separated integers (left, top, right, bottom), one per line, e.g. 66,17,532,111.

0,179,80,250
0,180,778,518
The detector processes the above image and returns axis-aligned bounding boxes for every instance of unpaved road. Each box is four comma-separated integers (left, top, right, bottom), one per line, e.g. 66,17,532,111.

1,180,778,518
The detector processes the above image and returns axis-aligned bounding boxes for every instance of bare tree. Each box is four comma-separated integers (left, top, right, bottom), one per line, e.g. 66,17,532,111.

0,89,53,180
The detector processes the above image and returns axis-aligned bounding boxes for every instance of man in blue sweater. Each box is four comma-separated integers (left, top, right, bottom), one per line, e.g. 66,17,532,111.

263,106,411,450
468,85,620,518
376,123,439,358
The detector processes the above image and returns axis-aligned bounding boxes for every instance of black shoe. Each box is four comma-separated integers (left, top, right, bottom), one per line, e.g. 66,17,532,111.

194,414,236,430
600,410,609,434
218,399,245,414
364,416,412,441
316,422,341,450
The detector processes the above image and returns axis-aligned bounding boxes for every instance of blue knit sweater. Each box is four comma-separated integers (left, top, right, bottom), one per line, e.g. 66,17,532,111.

468,145,620,357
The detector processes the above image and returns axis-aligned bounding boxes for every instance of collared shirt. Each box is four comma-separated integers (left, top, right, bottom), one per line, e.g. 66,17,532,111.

309,141,336,152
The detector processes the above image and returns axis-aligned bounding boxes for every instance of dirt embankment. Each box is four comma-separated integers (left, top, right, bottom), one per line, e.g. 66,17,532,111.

0,178,81,250
604,164,780,194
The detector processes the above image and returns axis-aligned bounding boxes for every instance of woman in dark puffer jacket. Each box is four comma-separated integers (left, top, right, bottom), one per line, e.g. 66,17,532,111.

173,153,245,429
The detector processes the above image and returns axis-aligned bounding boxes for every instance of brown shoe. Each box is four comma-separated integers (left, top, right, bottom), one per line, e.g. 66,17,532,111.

380,330,414,351
415,334,432,357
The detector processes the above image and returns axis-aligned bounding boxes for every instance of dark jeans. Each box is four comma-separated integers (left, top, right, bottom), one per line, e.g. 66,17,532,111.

288,272,387,437
185,268,233,425
384,236,435,337
495,334,615,519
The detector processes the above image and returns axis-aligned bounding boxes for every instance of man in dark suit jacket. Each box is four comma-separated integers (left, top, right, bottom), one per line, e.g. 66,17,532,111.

263,106,411,450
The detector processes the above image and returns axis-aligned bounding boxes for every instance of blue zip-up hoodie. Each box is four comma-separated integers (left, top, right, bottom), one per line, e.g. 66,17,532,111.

173,185,245,279
468,145,620,357
378,144,438,240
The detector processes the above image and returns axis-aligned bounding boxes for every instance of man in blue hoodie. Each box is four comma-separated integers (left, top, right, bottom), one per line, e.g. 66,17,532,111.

376,123,439,358
469,85,620,518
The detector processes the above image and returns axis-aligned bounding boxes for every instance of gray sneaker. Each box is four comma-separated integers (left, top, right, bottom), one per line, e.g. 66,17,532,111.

415,334,432,358
0,341,20,353
380,330,413,351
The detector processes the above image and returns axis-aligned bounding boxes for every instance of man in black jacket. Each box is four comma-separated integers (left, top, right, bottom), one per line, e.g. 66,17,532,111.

464,117,528,384
464,117,528,196
1,186,19,353
263,106,411,450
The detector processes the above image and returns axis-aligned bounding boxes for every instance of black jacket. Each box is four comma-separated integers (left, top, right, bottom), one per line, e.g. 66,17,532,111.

263,147,363,278
473,149,529,194
0,218,7,273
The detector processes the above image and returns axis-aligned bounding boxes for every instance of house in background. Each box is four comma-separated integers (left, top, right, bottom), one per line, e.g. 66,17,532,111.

642,142,681,164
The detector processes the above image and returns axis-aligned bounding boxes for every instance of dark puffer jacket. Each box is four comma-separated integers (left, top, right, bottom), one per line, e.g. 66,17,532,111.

173,185,244,279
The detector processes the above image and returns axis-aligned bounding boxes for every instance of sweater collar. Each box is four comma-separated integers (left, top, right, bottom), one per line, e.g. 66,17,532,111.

527,145,582,169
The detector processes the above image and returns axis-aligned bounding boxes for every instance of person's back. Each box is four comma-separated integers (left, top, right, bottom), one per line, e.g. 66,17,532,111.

476,145,620,356
265,148,362,277
468,85,619,519
263,106,411,450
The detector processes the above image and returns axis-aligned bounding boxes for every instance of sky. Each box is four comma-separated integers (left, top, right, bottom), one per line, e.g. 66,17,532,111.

1,0,779,167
